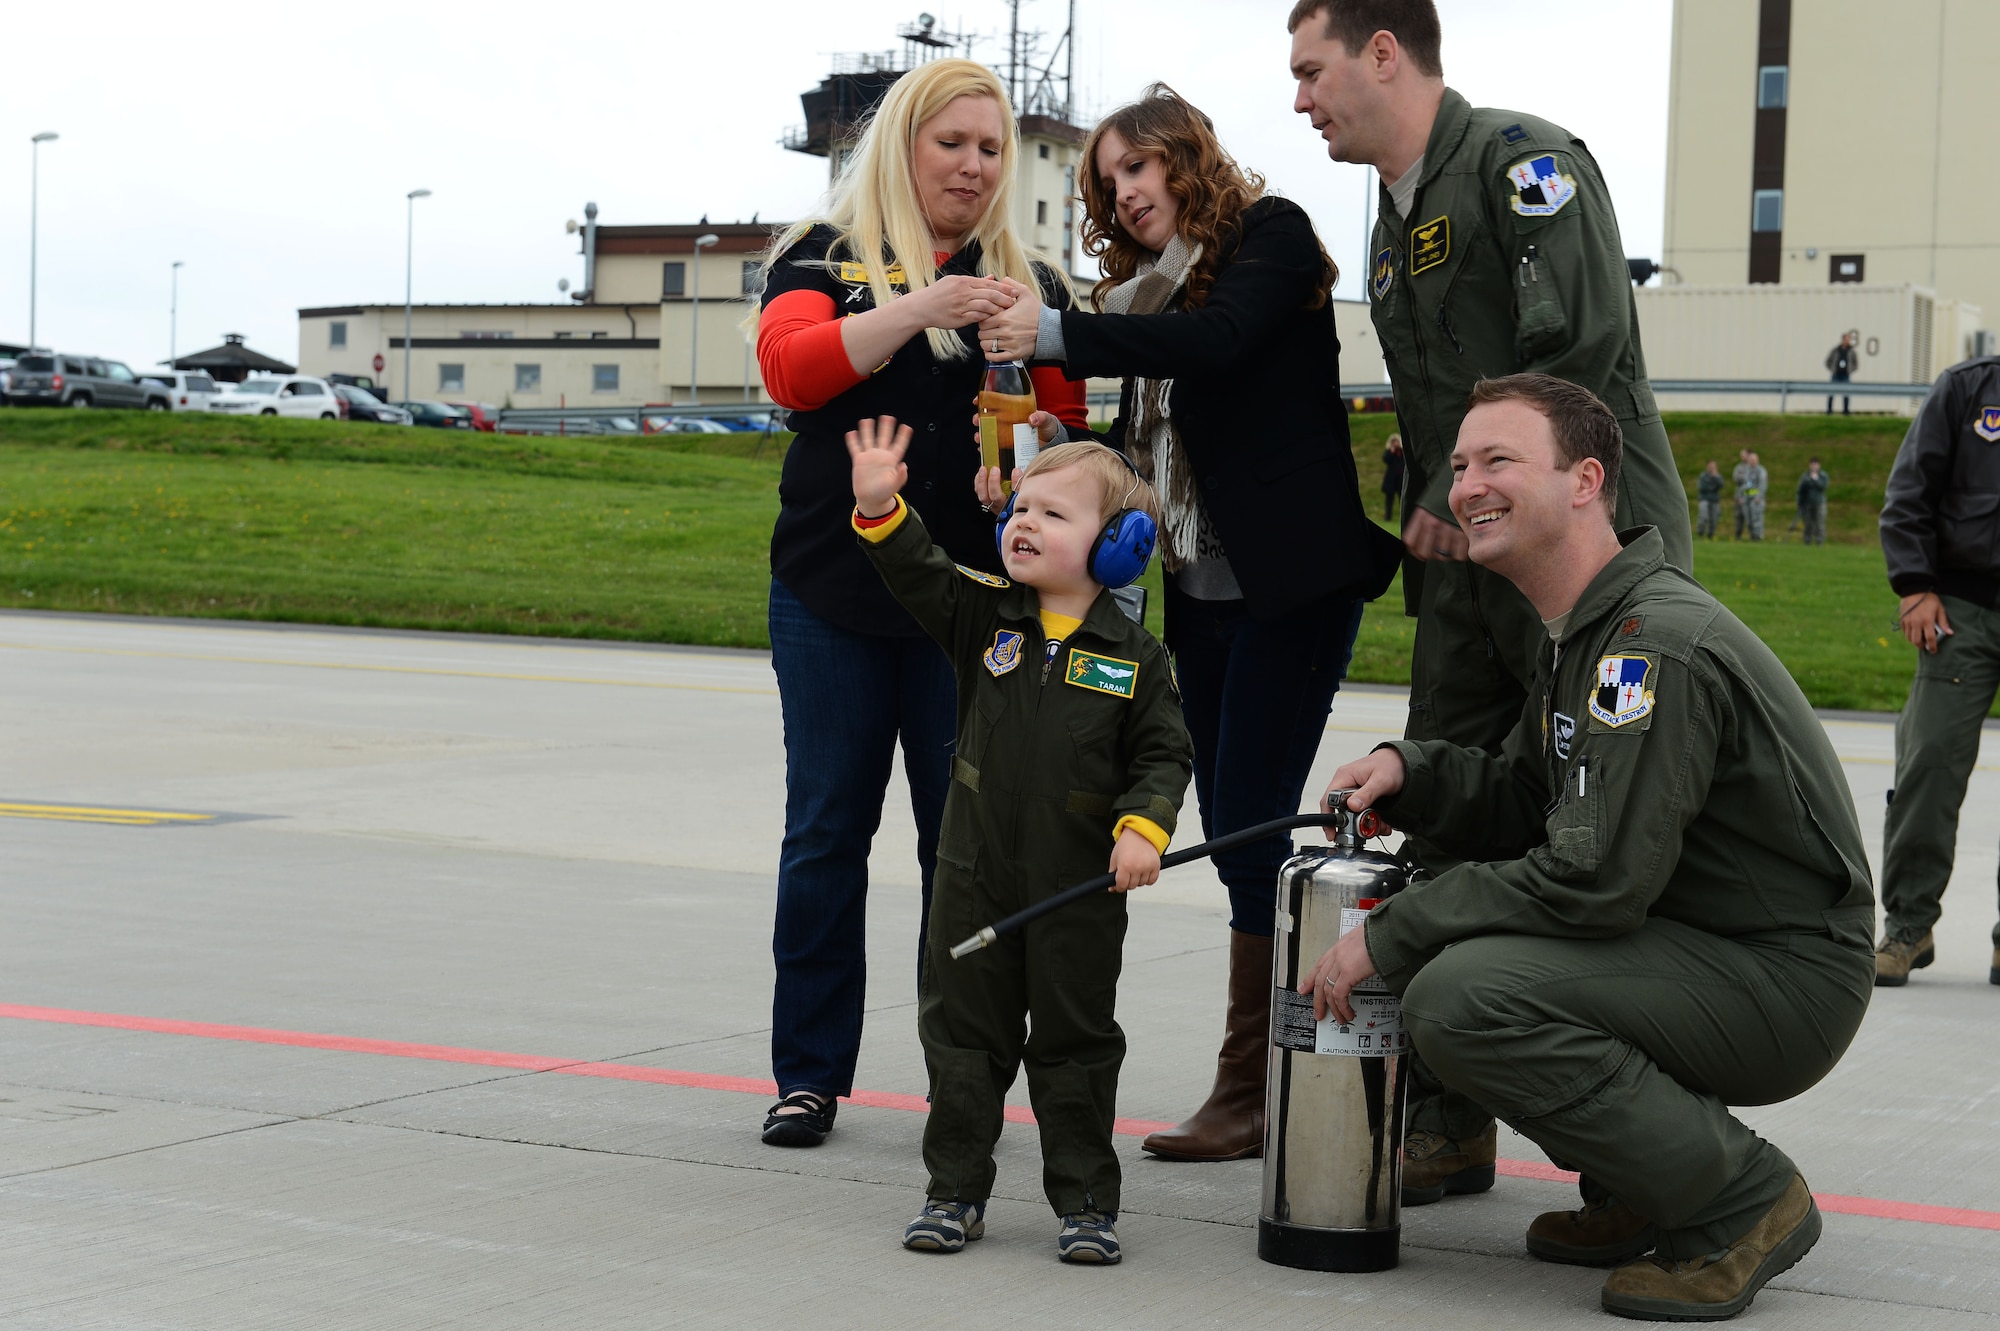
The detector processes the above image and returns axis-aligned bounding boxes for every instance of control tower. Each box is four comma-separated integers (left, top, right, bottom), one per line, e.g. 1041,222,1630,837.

782,6,1089,278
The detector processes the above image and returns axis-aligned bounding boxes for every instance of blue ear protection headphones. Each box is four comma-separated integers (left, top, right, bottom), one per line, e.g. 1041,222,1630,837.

993,450,1158,590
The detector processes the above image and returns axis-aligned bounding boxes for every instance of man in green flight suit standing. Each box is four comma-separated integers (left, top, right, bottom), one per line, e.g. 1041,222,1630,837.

1307,375,1873,1321
1287,0,1697,1206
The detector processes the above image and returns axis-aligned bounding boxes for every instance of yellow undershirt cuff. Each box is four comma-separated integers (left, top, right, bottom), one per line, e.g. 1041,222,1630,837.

852,495,909,541
1114,815,1170,854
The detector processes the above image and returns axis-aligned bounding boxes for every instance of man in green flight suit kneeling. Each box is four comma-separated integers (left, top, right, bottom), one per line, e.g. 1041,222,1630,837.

1304,375,1874,1321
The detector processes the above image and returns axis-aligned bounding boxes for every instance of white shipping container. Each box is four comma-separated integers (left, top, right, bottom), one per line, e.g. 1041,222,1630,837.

1634,283,1983,414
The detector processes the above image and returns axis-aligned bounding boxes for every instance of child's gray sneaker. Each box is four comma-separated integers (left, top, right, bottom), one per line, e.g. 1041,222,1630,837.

1056,1211,1121,1264
902,1199,986,1253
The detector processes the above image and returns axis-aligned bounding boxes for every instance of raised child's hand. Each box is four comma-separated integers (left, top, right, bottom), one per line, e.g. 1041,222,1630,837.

1108,827,1161,893
846,415,913,516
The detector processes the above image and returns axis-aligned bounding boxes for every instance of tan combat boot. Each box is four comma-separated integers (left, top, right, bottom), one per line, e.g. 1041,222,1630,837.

1400,1122,1497,1205
1873,932,1934,987
1600,1174,1821,1321
1526,1194,1657,1266
1141,930,1271,1161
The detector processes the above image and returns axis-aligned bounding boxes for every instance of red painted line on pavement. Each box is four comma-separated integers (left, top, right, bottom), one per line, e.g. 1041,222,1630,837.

6,1002,1997,1234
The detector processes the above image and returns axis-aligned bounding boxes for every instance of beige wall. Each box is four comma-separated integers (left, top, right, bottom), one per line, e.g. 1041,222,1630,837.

595,250,755,307
1014,131,1085,275
1664,0,1999,345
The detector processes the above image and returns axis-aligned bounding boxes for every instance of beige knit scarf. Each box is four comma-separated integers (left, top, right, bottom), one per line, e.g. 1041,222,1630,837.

1099,236,1206,569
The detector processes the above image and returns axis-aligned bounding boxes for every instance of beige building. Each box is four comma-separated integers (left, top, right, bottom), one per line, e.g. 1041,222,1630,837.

1663,0,1997,370
298,224,772,408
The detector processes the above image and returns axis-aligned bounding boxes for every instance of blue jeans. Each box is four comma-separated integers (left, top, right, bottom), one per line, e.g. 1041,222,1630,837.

1165,583,1365,936
768,579,956,1099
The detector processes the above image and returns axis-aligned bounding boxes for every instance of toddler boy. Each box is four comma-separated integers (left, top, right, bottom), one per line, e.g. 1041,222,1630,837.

846,416,1193,1265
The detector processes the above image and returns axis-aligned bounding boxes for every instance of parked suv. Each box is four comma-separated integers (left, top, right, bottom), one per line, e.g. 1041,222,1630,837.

4,353,172,409
394,400,476,430
208,375,341,419
140,370,224,412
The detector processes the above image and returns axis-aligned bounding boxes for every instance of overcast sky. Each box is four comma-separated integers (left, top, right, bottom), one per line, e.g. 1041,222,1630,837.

0,0,1670,372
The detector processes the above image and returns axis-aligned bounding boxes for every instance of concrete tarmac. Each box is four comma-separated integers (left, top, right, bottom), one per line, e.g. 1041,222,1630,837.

1,610,1997,1329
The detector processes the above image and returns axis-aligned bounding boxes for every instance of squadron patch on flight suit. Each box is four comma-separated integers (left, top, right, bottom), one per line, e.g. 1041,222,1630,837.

1975,406,2000,442
1409,217,1450,275
1551,711,1577,760
1589,654,1657,730
983,629,1024,677
955,564,1011,588
837,261,907,287
1506,154,1578,218
1371,246,1396,299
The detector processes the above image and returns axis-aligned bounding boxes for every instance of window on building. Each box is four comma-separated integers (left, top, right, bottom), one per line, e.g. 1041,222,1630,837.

329,321,347,349
663,261,686,298
1757,65,1788,110
741,260,759,296
459,331,513,340
438,364,466,392
1751,189,1784,233
554,331,575,339
1036,200,1048,226
515,363,541,393
1038,143,1050,160
593,364,619,394
590,331,608,340
1830,254,1866,284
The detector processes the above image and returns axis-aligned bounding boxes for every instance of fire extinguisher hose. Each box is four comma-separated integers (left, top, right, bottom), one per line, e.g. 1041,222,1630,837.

948,810,1359,960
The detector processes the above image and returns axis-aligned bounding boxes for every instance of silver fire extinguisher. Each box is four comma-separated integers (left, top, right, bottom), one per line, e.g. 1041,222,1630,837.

1259,792,1413,1272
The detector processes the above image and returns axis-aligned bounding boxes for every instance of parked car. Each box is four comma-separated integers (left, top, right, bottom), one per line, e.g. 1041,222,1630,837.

640,414,734,435
0,358,14,402
394,400,476,430
332,384,413,425
4,353,172,409
208,374,341,419
326,373,386,398
445,401,500,432
140,370,224,413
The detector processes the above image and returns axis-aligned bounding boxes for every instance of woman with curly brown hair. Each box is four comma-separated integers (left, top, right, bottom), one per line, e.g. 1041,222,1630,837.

977,82,1400,1164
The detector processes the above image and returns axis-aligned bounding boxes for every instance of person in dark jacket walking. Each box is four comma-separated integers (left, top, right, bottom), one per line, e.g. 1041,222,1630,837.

1310,375,1872,1322
749,59,1089,1149
1795,458,1829,545
1383,432,1407,521
975,83,1401,1165
1876,355,2000,987
1697,460,1723,539
850,426,1193,1264
1826,332,1860,415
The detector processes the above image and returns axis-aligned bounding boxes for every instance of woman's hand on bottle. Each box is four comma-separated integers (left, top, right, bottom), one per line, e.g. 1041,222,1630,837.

914,274,1015,329
847,416,912,516
973,464,1025,514
977,278,1045,361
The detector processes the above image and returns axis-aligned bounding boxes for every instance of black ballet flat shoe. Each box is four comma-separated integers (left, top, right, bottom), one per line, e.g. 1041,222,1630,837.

762,1091,837,1147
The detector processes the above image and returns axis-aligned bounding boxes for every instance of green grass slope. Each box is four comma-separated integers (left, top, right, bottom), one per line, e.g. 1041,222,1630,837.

0,407,1960,712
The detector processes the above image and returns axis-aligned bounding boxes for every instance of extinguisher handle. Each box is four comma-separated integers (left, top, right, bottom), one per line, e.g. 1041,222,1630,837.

947,812,1345,959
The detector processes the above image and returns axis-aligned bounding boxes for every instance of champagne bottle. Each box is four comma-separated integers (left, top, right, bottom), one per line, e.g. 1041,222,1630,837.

978,361,1038,496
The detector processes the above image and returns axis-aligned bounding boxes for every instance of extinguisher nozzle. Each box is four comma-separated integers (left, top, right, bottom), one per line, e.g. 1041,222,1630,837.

949,928,997,960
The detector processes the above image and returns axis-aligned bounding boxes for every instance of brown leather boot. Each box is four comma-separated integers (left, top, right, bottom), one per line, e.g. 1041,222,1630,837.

1141,929,1271,1161
1600,1174,1821,1321
1400,1122,1498,1205
1874,932,1934,987
1527,1194,1657,1266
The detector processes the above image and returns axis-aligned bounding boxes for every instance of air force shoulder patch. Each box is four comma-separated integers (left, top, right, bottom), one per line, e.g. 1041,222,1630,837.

1975,406,2000,442
1507,154,1578,218
984,630,1024,677
955,564,1010,588
1589,654,1656,729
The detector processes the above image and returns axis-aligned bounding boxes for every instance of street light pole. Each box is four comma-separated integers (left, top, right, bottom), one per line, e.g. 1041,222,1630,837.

689,232,719,405
170,260,184,369
404,189,432,400
29,132,58,352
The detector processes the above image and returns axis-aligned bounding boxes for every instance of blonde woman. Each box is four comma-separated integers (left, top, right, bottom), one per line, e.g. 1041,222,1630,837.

751,58,1088,1149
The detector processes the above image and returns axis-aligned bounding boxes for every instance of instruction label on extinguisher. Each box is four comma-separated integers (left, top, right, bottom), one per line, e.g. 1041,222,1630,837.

1316,903,1404,1057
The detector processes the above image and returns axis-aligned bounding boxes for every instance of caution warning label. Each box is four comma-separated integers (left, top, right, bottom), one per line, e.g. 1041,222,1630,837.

1272,986,1319,1053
